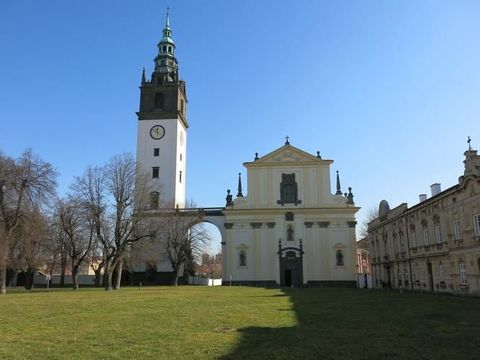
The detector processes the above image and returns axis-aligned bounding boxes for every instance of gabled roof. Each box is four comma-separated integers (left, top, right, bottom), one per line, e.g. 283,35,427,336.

244,143,333,167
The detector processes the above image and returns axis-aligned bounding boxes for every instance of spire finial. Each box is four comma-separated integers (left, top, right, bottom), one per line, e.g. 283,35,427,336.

285,136,290,145
237,173,244,197
335,170,342,195
166,7,170,28
468,136,472,151
141,67,146,83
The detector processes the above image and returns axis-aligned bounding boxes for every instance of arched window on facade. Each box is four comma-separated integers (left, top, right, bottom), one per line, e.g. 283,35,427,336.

150,191,160,209
239,250,247,267
154,92,164,109
336,249,344,266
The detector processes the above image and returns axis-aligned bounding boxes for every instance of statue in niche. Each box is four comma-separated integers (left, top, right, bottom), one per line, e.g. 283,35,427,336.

336,250,344,266
287,226,294,241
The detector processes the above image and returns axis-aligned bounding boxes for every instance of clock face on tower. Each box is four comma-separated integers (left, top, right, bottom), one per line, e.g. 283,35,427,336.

150,125,165,140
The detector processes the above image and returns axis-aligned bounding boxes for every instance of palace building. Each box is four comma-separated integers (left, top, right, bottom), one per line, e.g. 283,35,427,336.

368,145,480,295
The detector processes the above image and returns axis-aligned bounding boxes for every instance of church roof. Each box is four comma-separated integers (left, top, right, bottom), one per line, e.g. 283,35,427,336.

244,143,333,167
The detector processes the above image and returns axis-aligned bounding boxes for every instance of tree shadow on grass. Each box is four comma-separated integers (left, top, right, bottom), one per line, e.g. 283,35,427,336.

220,288,480,360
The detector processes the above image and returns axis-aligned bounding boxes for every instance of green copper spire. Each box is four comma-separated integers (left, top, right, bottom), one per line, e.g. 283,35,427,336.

165,8,171,29
153,8,178,78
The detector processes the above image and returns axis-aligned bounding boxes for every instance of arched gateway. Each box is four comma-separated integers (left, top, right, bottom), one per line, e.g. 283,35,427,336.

132,13,359,287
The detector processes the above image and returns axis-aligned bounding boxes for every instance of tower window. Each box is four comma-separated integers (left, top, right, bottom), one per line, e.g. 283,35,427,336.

149,192,160,209
179,171,182,183
153,148,159,157
152,167,159,179
162,45,166,52
168,46,172,53
180,153,182,161
154,92,164,109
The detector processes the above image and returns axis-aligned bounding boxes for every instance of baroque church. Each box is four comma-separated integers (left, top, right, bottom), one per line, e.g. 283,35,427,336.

133,13,359,287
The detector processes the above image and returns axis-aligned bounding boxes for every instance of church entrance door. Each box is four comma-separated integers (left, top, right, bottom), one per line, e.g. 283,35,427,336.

279,250,303,287
284,270,292,287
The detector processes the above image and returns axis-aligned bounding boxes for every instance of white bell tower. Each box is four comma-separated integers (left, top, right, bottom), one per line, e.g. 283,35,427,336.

136,11,188,209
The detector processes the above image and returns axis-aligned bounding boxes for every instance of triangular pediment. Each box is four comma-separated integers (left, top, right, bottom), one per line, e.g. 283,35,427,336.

245,144,331,166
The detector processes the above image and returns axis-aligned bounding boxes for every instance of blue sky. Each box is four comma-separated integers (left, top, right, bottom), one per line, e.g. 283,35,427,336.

1,1,479,243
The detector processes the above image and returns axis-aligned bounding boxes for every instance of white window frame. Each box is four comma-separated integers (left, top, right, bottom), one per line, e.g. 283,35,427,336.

473,213,480,237
399,232,405,251
439,263,446,283
411,230,417,248
459,262,467,285
453,219,461,240
423,227,429,246
434,225,442,244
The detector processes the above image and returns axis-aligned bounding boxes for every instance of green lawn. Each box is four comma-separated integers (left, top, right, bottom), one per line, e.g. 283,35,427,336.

0,287,479,359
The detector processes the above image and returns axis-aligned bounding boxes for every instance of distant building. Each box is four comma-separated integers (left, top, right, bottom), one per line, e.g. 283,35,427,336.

368,145,480,295
356,238,371,274
196,253,222,278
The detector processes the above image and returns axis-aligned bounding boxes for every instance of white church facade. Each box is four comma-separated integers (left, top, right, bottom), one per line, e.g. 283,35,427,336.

132,13,359,287
222,142,359,287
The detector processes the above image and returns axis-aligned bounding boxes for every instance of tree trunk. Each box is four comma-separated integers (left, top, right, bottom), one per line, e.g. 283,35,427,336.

171,264,180,286
0,236,8,294
24,269,34,290
94,269,102,287
0,267,6,295
71,267,79,290
60,259,67,287
104,262,113,291
114,261,123,290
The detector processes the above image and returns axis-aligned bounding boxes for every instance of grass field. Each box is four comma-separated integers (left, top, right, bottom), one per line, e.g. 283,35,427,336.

0,287,479,359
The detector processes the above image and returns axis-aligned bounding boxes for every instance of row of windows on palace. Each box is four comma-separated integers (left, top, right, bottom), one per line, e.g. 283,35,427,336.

376,260,470,288
370,213,480,258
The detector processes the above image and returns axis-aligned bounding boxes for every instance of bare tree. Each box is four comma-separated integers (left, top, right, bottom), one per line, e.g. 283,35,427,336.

359,206,379,239
74,153,153,291
10,206,49,289
160,209,211,286
54,196,94,290
0,150,57,294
